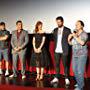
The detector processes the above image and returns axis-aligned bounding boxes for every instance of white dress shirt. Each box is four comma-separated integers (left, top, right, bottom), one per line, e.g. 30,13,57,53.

55,26,64,53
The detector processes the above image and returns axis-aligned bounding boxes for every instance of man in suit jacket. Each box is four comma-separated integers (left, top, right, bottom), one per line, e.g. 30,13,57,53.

9,20,29,79
51,16,71,86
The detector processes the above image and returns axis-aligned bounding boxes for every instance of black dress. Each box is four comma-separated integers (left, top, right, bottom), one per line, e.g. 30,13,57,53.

30,33,49,67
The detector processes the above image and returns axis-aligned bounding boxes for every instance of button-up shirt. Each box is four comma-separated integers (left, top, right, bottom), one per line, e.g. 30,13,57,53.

71,31,88,57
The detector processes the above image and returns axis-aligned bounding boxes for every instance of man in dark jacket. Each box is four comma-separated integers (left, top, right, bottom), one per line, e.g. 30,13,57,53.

51,16,71,86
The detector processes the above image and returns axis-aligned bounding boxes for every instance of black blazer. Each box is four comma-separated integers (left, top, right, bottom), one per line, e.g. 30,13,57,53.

53,26,71,55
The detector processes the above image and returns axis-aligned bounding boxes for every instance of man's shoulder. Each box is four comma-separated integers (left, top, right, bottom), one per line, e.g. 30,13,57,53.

64,26,71,34
22,30,28,33
54,27,58,30
5,30,10,33
0,30,10,34
53,27,58,33
82,31,88,37
64,26,71,31
82,31,87,34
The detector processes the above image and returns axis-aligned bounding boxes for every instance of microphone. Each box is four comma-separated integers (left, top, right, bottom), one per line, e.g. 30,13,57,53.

73,29,77,34
73,29,79,37
73,31,77,34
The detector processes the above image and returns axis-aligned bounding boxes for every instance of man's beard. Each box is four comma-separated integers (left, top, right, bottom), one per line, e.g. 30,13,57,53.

58,25,63,28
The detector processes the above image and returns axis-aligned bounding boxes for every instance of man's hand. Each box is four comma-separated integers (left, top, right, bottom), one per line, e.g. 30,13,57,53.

72,33,77,37
69,34,73,38
69,33,77,38
14,47,22,52
0,35,8,41
18,47,22,51
14,47,19,51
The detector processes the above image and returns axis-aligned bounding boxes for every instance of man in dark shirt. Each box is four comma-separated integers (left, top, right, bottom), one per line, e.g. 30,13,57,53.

0,22,10,76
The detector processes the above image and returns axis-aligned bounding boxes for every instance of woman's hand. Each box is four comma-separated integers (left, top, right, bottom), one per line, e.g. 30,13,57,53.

37,48,42,53
34,48,41,53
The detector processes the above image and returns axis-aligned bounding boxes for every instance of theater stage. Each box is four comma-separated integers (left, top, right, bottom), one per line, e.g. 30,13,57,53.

0,72,90,90
0,34,90,90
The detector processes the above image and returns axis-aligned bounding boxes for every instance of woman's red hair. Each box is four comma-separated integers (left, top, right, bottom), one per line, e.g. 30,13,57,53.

35,21,43,33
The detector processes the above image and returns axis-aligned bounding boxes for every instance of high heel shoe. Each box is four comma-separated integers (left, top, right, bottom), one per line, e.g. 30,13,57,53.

36,73,40,81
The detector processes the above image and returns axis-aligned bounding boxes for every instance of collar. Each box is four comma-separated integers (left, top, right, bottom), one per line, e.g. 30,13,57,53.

17,29,23,33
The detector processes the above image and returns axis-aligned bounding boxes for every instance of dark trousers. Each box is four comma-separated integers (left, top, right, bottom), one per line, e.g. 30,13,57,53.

54,53,69,78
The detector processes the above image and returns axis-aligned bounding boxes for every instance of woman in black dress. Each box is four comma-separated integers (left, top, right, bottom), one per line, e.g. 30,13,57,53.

30,21,49,80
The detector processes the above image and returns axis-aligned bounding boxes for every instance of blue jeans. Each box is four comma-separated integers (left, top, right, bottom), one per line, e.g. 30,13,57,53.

72,55,87,90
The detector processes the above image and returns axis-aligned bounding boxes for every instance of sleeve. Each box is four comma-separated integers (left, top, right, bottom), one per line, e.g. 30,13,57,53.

68,29,72,34
81,32,88,43
11,31,15,49
51,29,55,40
42,33,45,37
20,31,29,49
5,30,10,39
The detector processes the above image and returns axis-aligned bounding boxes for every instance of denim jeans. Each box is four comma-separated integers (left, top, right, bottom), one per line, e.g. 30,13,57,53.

0,49,9,61
72,55,87,90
